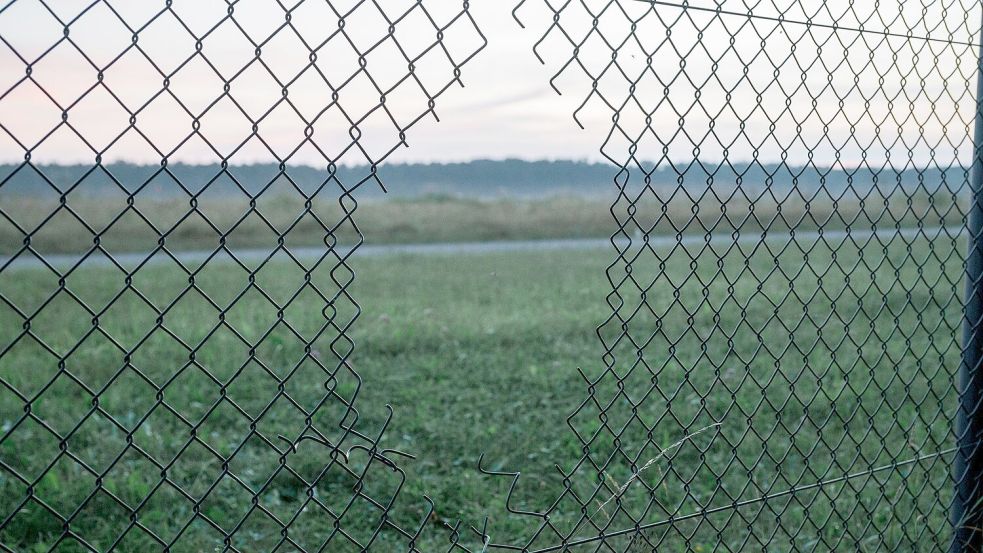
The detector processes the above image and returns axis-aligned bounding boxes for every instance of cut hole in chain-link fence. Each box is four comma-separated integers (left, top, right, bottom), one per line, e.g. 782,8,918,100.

3,0,983,552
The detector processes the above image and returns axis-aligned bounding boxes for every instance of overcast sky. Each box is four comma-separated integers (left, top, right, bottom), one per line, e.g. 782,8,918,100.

0,0,979,167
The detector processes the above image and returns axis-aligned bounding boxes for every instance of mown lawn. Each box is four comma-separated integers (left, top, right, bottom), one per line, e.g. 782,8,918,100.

0,231,966,552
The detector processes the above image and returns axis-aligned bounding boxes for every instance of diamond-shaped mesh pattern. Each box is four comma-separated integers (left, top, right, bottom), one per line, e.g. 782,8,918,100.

5,0,983,551
467,1,983,551
0,1,484,551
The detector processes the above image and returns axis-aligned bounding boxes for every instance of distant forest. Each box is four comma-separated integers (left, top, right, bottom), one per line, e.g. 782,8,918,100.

0,159,970,199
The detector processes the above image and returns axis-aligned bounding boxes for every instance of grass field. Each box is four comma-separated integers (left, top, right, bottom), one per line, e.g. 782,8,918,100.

0,230,966,551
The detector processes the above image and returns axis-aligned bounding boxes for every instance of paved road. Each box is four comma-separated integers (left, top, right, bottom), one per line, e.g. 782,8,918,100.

0,225,963,271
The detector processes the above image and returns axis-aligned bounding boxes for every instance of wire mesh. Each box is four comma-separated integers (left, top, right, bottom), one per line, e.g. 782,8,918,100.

3,0,983,552
0,1,486,551
467,0,983,551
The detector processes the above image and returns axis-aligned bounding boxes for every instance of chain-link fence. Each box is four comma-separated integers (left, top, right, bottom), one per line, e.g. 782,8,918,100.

3,0,983,552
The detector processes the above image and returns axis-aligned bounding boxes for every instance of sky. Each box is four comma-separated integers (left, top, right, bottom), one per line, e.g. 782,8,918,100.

0,0,980,168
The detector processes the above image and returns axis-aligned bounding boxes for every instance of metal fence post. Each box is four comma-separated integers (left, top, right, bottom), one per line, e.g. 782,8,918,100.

953,20,983,553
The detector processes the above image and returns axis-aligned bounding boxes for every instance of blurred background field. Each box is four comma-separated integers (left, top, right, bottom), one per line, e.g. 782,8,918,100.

0,160,965,256
0,158,969,551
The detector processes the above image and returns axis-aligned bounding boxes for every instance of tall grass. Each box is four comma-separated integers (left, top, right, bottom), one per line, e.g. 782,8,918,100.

0,190,963,255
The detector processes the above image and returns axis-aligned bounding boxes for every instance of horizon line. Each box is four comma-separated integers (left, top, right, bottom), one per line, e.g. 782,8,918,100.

0,158,969,171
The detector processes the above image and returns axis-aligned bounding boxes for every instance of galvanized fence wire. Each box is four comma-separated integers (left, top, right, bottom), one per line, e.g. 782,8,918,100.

0,1,486,551
469,0,983,551
4,0,983,552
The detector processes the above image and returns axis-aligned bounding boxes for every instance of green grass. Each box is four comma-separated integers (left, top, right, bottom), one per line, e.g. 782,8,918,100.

0,232,966,551
0,195,614,255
